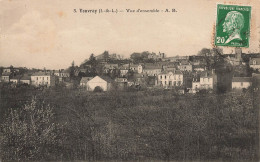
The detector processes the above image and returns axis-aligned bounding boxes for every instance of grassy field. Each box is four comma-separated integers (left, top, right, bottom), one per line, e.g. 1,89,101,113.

0,85,258,161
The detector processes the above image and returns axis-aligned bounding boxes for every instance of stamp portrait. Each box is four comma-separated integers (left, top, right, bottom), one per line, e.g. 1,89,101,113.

215,4,251,47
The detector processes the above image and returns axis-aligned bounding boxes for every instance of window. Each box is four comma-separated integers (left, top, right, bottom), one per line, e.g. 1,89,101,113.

253,60,256,65
165,81,167,85
36,77,38,80
47,77,49,80
241,82,243,86
165,75,166,79
160,75,162,79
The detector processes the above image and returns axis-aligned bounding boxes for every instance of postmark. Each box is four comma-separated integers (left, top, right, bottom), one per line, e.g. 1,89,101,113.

215,4,251,47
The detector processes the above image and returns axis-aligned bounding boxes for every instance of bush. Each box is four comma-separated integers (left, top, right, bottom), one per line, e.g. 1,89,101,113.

93,86,103,92
0,98,62,161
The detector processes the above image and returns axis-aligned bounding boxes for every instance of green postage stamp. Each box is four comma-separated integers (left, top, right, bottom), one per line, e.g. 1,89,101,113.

215,4,251,47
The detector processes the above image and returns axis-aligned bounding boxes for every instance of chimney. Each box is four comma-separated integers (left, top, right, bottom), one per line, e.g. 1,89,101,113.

212,69,215,74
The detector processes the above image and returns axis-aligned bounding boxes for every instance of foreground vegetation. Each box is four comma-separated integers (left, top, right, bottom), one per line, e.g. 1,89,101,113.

0,85,258,161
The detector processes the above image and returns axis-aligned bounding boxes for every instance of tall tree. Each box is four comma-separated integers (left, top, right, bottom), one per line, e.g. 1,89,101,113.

103,51,109,62
69,61,75,79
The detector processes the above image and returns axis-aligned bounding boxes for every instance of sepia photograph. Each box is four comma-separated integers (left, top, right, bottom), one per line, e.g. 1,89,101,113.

0,0,260,161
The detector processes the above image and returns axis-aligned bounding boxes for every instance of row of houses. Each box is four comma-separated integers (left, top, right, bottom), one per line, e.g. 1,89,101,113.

1,72,57,87
1,68,70,87
78,69,255,92
77,49,260,92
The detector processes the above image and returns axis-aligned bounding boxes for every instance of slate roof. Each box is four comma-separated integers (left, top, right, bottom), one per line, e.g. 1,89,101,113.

200,71,214,78
159,70,183,75
144,65,162,70
1,72,12,76
10,75,22,80
31,72,52,76
232,77,252,82
99,76,114,83
115,78,128,82
20,75,31,80
80,77,93,83
130,64,139,68
249,58,260,65
119,66,129,70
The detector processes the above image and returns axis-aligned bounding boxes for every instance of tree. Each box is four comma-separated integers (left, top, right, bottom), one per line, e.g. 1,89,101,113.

88,54,98,76
69,61,75,79
103,51,110,62
0,98,62,161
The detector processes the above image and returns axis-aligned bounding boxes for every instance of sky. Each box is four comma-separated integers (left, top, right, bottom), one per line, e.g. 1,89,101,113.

0,0,259,69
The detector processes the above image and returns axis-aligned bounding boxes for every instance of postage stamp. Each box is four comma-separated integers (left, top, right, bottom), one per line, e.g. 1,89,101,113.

215,4,251,47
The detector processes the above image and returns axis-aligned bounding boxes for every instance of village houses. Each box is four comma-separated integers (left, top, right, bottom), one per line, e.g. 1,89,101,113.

232,77,252,90
157,70,183,88
31,72,56,87
249,58,260,71
191,70,217,93
1,72,12,82
20,75,31,85
86,76,114,91
178,60,193,72
130,64,143,73
119,66,129,77
10,75,22,84
80,77,93,88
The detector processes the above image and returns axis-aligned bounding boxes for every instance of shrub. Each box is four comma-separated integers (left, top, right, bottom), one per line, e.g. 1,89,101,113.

93,86,103,92
0,98,62,161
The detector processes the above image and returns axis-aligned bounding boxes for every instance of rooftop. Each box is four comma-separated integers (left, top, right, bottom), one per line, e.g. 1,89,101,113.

249,58,260,65
20,75,31,80
31,72,52,76
10,75,22,79
232,77,252,82
80,77,93,83
200,71,214,78
1,72,12,76
99,75,114,83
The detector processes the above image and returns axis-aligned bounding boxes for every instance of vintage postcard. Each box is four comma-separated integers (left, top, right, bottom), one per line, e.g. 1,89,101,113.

0,0,260,161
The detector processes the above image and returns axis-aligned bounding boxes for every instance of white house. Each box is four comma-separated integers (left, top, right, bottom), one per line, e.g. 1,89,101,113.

10,75,22,84
86,76,114,91
1,72,11,82
249,58,260,70
157,70,183,88
191,70,217,92
54,69,70,78
178,61,193,72
130,64,143,73
80,77,93,88
199,71,217,90
232,77,252,89
143,65,162,76
31,72,56,87
119,67,129,77
20,75,31,85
